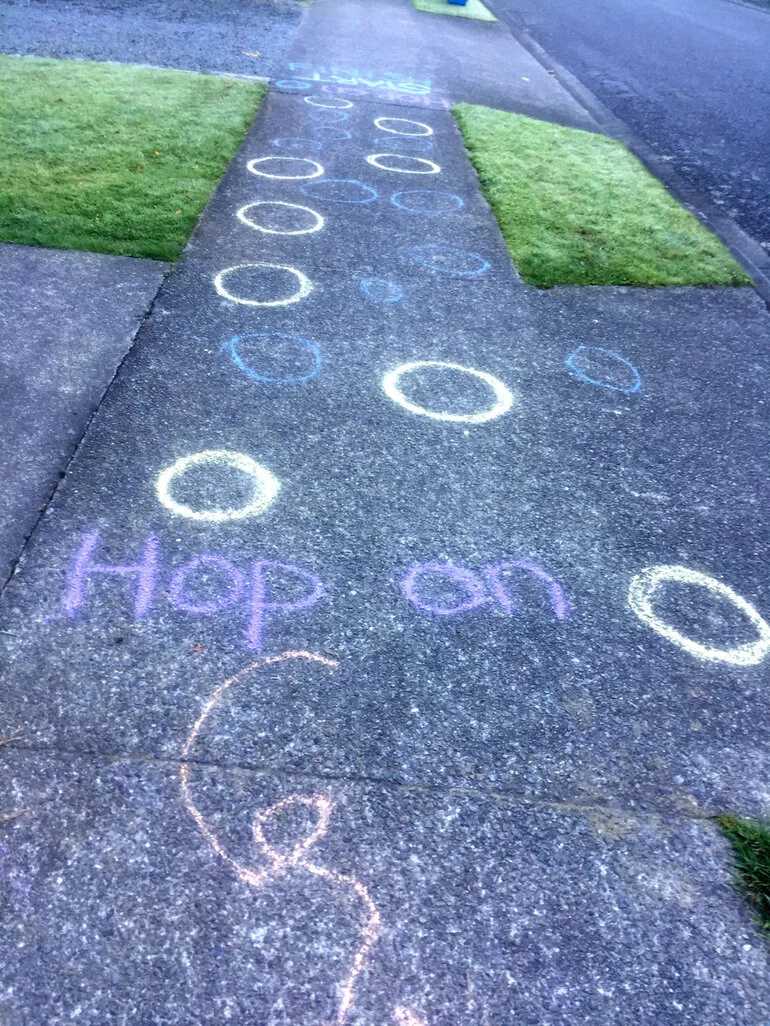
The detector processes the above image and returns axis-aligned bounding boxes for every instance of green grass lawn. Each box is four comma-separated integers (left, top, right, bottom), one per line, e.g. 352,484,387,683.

0,56,267,261
412,0,497,22
718,815,770,934
453,103,751,287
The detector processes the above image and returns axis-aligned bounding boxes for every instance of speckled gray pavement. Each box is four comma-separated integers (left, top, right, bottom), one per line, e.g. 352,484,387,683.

2,0,770,1023
0,243,165,587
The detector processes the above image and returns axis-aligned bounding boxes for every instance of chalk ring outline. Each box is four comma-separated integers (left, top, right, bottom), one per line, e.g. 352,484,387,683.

214,263,313,307
236,201,324,236
224,332,322,384
628,564,770,666
301,179,378,204
391,189,464,215
407,243,490,277
246,156,324,180
566,345,641,394
366,153,440,174
382,360,513,424
304,95,354,109
374,116,433,136
156,450,280,522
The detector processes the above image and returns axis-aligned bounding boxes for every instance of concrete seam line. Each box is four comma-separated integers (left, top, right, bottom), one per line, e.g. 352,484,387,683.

484,0,770,308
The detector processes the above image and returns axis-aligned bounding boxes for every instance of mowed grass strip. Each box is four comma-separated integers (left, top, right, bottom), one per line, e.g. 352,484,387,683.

453,103,750,287
0,55,267,261
719,815,770,934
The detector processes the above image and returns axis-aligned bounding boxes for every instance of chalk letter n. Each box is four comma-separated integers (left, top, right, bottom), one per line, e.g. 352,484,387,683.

64,530,159,617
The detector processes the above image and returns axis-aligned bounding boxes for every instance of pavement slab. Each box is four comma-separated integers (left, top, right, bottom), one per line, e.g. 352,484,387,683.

2,1,770,1022
0,242,166,587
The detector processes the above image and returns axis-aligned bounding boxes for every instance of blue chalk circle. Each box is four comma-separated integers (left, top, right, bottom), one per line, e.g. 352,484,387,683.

273,137,323,154
373,135,433,152
566,345,641,393
407,243,490,277
391,190,464,215
360,278,403,302
224,332,321,384
274,79,312,91
312,125,353,141
301,178,378,203
308,108,349,123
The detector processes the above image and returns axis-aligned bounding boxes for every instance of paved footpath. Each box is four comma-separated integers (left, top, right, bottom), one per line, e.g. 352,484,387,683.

2,0,770,1023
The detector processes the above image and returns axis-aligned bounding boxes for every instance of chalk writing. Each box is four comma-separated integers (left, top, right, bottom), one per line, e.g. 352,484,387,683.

566,346,641,394
374,116,434,136
407,244,490,277
287,63,432,95
155,450,281,522
366,154,441,174
237,200,324,236
214,263,313,307
403,560,569,621
391,190,464,215
246,155,324,180
223,332,322,384
361,278,403,302
64,533,326,650
301,179,379,204
628,564,770,665
382,361,513,424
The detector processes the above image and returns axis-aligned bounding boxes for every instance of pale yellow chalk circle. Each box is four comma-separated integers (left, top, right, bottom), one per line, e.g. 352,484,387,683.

366,154,440,174
628,564,770,665
304,95,353,109
246,156,324,180
236,201,324,236
374,116,434,136
382,360,514,424
156,450,280,522
214,263,313,307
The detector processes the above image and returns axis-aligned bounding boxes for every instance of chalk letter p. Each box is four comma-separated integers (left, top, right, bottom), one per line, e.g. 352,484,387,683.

248,560,325,650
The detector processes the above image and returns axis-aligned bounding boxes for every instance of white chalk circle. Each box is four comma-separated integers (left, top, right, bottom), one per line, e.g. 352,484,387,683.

246,156,324,180
304,95,354,109
156,451,280,522
366,153,440,174
382,360,513,424
628,565,770,666
236,201,324,236
214,263,312,307
374,116,433,136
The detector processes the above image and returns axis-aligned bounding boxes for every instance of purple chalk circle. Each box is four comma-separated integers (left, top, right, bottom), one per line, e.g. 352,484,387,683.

155,450,281,522
305,95,354,109
246,156,324,180
301,179,378,204
366,153,440,174
273,137,323,154
360,278,403,302
374,116,433,136
214,263,313,307
566,345,641,393
169,555,245,615
224,332,322,384
407,243,490,277
312,125,353,141
237,201,324,236
390,190,464,215
402,562,487,616
382,360,513,424
485,561,569,620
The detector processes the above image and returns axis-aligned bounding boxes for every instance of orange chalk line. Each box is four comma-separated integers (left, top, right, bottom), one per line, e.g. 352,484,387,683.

180,651,394,1025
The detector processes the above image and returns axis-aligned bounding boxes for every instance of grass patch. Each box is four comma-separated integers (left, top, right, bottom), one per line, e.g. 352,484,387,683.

412,0,497,22
718,814,770,933
0,55,267,261
452,102,751,287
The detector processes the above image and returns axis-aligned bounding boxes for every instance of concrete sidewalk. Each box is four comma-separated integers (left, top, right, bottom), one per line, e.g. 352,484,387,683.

2,0,770,1023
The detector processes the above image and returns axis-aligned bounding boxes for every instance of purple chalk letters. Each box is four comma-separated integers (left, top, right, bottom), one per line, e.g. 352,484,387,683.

169,555,246,615
248,560,326,650
64,530,159,617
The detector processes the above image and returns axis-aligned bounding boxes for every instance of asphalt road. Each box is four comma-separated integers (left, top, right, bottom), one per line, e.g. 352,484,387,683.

488,0,770,251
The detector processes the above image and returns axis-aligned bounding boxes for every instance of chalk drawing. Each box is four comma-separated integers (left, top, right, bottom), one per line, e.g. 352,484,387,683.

361,279,403,303
246,156,324,180
274,79,312,91
374,117,433,136
287,64,432,95
248,563,325,649
407,244,490,277
273,137,323,153
486,561,569,620
308,108,350,123
214,263,313,307
236,200,324,236
373,135,434,152
566,346,641,394
402,562,487,615
169,555,245,615
391,190,464,215
366,154,440,174
628,565,770,665
301,179,378,204
64,529,159,617
305,95,354,109
180,652,426,1025
224,332,322,384
155,450,280,522
382,361,513,424
313,126,353,141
